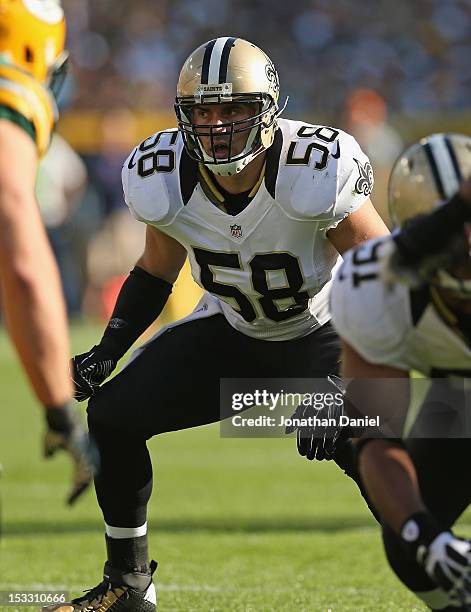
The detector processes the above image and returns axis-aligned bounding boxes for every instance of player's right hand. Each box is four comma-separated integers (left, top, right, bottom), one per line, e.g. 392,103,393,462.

419,532,471,605
71,345,117,402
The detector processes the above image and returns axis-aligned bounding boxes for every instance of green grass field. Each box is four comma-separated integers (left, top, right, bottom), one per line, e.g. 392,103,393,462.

0,322,443,611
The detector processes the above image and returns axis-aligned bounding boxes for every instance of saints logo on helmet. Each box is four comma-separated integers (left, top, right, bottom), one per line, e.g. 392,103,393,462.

175,37,285,176
0,0,68,94
389,133,471,297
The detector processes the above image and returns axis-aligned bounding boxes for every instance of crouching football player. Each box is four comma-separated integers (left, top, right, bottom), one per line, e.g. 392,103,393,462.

331,133,471,610
44,37,388,611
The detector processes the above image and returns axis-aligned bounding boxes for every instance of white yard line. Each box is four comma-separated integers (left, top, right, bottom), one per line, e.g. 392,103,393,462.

0,582,296,593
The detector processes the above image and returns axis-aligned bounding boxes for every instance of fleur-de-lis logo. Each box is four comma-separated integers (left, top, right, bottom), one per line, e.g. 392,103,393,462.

265,62,279,95
354,159,374,196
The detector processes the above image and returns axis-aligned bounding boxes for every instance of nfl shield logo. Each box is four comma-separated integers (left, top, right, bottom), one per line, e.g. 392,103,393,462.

230,224,243,238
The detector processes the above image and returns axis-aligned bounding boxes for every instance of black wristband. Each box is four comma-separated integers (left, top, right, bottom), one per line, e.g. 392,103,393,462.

400,511,442,562
394,192,471,262
45,402,79,434
100,266,172,359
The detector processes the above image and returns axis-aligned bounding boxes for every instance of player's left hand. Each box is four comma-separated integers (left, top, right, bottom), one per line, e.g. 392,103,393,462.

44,405,99,505
285,375,348,461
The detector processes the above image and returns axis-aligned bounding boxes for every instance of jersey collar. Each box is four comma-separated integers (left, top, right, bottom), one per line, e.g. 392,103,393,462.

197,159,266,213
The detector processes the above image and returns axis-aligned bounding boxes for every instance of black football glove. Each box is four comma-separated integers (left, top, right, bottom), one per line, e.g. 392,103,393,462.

44,404,100,505
71,345,117,402
285,375,349,461
381,197,471,289
381,232,466,289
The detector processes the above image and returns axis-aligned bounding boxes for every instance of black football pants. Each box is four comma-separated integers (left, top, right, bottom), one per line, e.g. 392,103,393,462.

87,315,370,527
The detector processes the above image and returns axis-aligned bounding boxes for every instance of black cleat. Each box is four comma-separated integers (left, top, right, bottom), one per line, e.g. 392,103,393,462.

41,560,157,611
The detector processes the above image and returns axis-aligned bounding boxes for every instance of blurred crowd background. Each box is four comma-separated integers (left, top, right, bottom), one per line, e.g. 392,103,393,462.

35,0,471,320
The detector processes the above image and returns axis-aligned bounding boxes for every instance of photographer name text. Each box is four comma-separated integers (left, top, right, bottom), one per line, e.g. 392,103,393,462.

231,415,380,427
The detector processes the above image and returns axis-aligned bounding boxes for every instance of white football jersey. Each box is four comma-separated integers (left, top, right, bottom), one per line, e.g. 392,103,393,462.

331,235,471,375
122,118,373,340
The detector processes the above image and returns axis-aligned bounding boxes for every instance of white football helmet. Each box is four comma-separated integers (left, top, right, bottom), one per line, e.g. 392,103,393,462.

389,133,471,297
175,37,285,176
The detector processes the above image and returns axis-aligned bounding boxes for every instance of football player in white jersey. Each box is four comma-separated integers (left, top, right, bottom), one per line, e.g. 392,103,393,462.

49,38,388,611
331,133,471,611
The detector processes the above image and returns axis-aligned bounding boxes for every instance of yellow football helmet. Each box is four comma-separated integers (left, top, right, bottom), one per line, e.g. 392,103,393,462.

0,0,67,90
175,37,284,176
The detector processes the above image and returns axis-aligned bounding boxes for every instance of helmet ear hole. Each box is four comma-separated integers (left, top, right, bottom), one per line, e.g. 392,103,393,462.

24,45,33,64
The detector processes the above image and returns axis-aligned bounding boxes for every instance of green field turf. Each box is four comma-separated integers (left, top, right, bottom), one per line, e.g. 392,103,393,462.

0,321,454,611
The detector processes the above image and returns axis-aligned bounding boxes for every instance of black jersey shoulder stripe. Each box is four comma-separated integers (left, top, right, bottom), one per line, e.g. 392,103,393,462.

423,141,446,200
201,39,217,85
179,147,199,205
264,127,283,199
218,37,236,83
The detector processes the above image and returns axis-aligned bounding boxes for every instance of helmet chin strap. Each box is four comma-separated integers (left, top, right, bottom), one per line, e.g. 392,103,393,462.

207,150,260,176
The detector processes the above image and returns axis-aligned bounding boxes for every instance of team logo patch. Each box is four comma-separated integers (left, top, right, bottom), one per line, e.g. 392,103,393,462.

108,318,127,329
265,62,279,95
195,82,232,102
354,159,374,196
230,224,243,238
